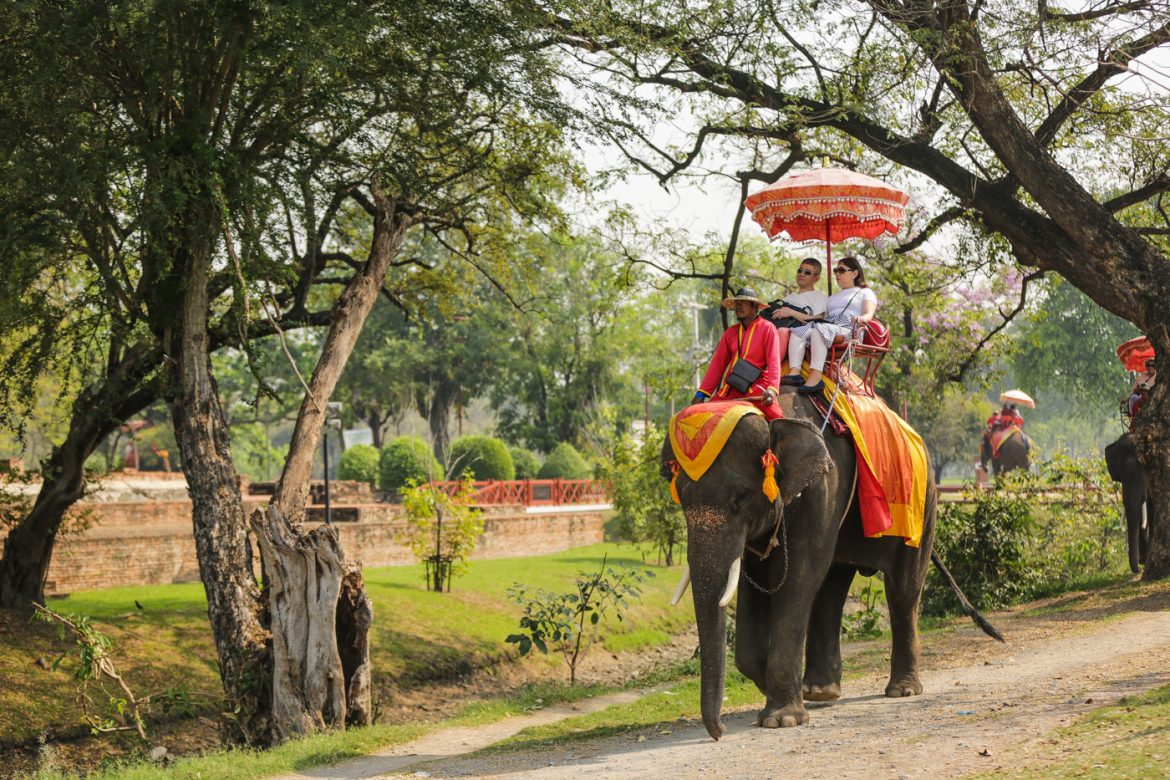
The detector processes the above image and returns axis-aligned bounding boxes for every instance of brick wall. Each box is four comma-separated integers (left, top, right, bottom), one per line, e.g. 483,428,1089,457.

37,499,607,596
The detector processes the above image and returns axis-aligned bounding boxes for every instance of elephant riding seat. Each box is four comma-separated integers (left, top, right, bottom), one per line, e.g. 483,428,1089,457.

663,391,1000,740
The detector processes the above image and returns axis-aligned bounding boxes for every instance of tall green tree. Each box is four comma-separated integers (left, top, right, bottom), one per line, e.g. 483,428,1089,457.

1,0,575,744
1013,277,1140,415
550,0,1170,578
488,233,645,452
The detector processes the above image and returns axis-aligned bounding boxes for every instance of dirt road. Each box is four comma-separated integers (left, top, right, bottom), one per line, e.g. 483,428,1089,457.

280,585,1170,779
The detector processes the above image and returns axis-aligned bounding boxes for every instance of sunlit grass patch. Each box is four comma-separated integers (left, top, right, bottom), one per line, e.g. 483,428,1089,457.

978,685,1170,780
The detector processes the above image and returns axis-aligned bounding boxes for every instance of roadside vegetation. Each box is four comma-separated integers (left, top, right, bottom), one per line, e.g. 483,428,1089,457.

2,544,688,754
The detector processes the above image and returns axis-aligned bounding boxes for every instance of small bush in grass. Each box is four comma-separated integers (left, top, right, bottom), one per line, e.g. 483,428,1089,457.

338,444,380,486
510,447,541,480
401,477,484,592
536,442,590,479
449,435,515,480
506,555,651,685
380,436,442,496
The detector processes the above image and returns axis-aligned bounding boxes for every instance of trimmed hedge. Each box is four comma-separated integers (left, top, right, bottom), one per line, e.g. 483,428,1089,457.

379,436,442,495
510,446,541,480
338,444,380,486
536,442,590,480
449,435,515,480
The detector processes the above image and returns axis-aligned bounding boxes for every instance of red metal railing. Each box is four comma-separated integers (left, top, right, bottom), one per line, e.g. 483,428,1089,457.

427,479,609,506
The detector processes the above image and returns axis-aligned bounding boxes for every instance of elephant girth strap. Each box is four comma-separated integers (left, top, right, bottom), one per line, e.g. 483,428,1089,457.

669,400,764,481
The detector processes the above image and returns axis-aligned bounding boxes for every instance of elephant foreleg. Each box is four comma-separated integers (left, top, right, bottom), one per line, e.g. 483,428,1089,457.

802,563,856,702
734,567,771,694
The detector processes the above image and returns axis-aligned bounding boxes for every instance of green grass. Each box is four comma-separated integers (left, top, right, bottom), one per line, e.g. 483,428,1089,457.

1,544,690,747
976,685,1170,780
48,681,610,780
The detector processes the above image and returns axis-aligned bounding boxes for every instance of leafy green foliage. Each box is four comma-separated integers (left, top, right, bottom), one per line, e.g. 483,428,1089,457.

338,444,380,486
842,578,885,641
379,436,442,495
924,477,1039,616
449,435,515,480
926,455,1128,616
400,477,484,592
537,442,590,479
1013,277,1139,415
600,426,684,565
510,446,542,479
506,556,652,684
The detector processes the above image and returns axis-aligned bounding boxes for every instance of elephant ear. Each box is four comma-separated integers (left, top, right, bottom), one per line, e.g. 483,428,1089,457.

769,417,834,505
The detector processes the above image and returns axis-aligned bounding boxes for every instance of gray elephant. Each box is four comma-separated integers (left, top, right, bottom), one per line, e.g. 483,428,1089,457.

980,429,1031,475
663,391,1000,740
1104,432,1150,573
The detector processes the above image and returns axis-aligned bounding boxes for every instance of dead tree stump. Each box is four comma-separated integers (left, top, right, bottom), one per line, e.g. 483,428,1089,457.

250,504,373,741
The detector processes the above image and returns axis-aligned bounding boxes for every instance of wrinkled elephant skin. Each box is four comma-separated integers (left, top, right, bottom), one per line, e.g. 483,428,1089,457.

662,392,937,740
1105,432,1150,573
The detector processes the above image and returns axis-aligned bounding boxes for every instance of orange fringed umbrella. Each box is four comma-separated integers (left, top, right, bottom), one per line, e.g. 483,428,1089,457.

1117,335,1155,372
744,168,910,290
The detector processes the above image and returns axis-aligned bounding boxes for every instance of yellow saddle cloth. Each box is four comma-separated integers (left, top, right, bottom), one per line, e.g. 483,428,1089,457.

820,370,928,547
668,401,763,481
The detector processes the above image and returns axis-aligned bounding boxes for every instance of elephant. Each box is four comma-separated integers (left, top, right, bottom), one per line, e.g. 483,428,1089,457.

980,428,1031,476
663,390,1001,740
1104,432,1151,573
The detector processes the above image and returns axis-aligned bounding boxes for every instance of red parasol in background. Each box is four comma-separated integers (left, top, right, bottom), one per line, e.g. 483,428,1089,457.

1117,335,1155,372
744,167,910,291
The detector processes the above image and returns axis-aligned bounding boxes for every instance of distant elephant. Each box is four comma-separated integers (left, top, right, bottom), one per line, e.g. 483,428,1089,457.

663,392,999,740
980,428,1031,476
1104,432,1150,573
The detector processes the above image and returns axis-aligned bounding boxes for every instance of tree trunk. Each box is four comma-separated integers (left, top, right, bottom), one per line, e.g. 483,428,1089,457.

168,235,271,744
0,363,156,609
426,382,458,467
1135,351,1170,580
251,185,407,742
274,188,411,523
249,505,357,741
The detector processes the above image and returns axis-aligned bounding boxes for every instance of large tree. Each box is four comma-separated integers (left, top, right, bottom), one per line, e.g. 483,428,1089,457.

1,0,573,743
548,0,1170,577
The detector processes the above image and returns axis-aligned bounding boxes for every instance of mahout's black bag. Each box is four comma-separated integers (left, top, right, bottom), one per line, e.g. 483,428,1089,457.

725,358,763,393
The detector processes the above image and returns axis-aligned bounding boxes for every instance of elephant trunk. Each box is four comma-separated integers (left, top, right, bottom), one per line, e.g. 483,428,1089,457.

695,586,729,740
689,523,745,741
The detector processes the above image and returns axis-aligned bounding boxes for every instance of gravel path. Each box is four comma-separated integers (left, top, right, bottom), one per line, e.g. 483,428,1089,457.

275,585,1170,779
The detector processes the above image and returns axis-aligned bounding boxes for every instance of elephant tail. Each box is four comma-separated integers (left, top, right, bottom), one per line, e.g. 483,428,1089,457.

930,550,1006,643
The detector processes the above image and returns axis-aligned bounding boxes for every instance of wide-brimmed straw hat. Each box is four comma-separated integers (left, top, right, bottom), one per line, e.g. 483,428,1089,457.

722,286,767,309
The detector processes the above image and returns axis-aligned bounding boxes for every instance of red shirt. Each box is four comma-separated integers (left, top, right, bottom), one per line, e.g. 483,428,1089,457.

699,316,781,400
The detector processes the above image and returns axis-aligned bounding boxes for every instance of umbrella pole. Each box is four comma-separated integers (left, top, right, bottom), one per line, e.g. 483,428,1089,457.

825,222,833,294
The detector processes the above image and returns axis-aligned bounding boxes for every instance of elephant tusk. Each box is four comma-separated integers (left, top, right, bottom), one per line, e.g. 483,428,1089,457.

670,567,691,606
718,557,741,608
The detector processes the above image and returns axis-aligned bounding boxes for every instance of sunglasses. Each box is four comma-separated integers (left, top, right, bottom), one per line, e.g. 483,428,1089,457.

833,266,853,274
797,268,816,276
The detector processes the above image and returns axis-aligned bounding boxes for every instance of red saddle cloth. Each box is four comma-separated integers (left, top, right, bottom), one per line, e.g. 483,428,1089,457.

989,425,1023,458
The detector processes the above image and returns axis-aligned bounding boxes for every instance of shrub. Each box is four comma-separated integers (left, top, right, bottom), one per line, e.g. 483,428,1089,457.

338,444,380,486
449,435,515,480
923,474,1039,616
379,436,442,495
401,477,484,592
600,426,685,565
510,446,541,480
536,442,590,479
506,555,651,685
